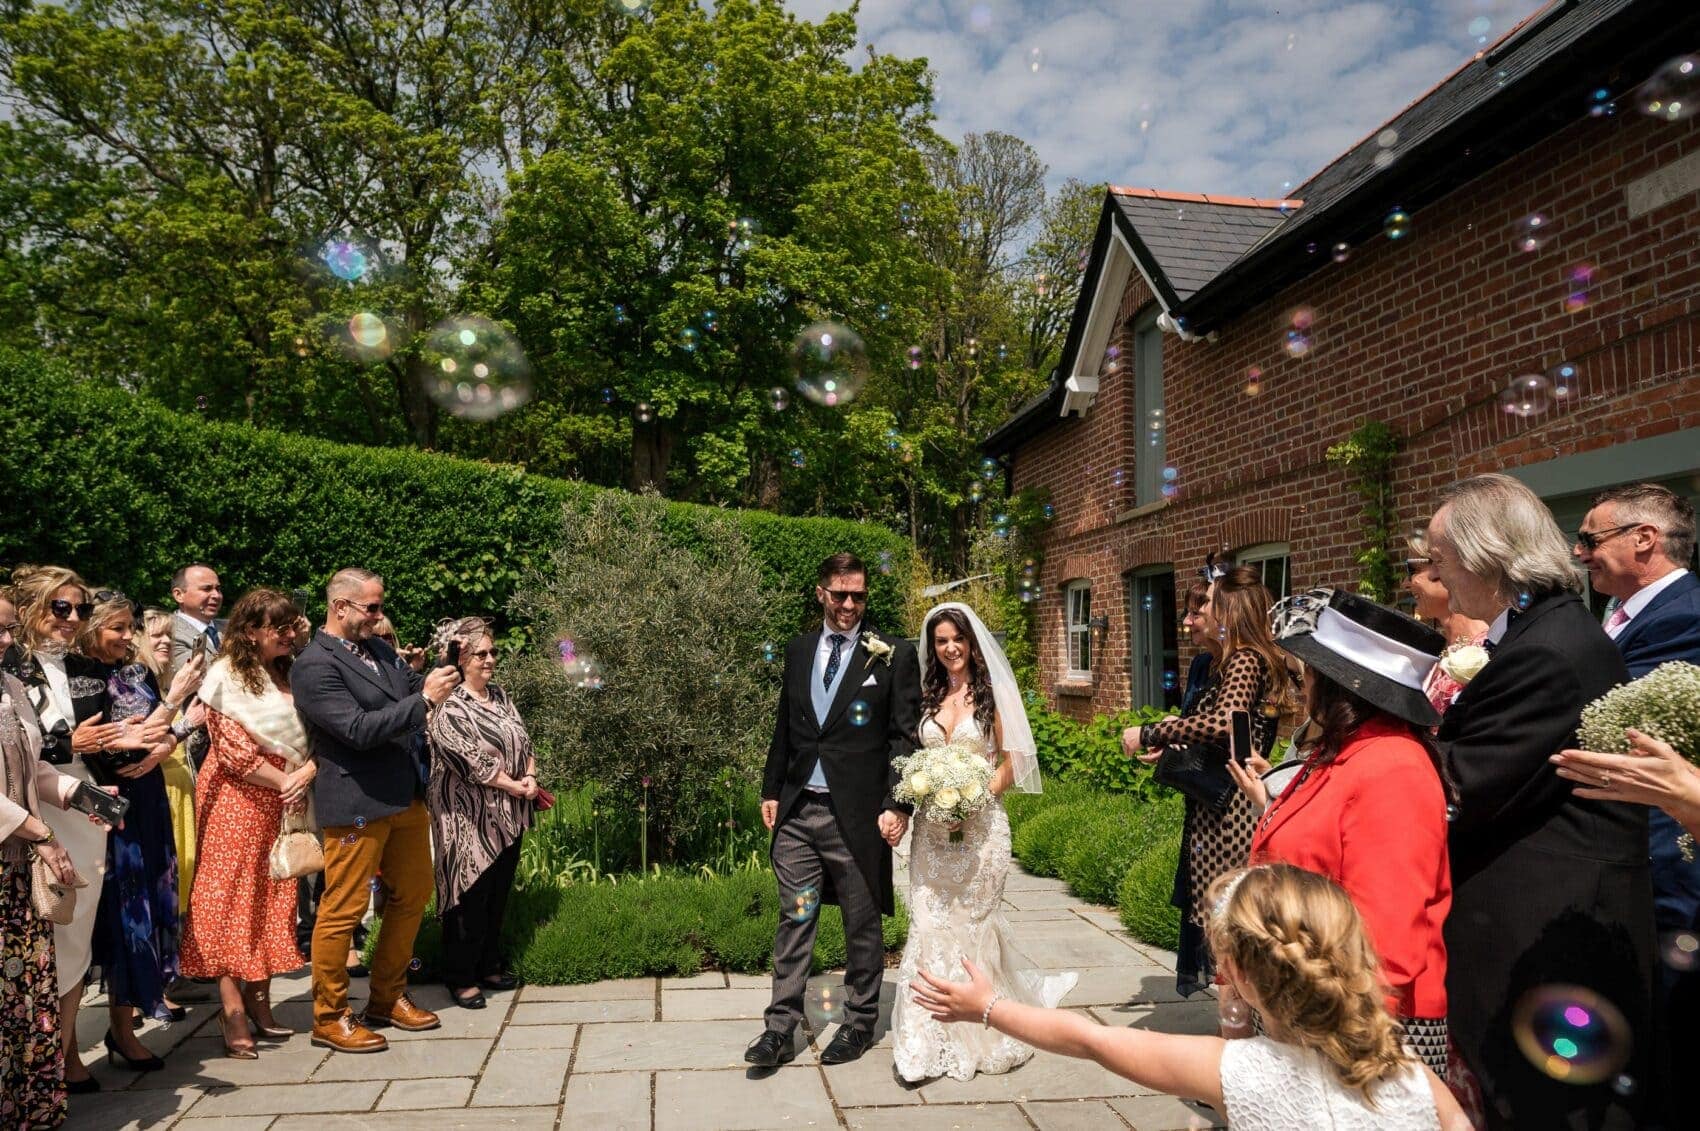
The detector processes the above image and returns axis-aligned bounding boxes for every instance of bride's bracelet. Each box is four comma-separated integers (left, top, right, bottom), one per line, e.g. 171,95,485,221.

981,991,1004,1030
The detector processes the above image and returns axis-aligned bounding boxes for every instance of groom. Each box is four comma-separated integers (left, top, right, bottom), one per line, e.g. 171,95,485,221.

746,552,920,1069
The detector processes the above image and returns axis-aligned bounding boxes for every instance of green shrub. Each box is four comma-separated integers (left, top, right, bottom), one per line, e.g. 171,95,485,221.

1003,777,1092,834
1010,802,1092,878
1118,836,1183,952
1058,792,1185,906
377,866,908,984
0,352,910,643
1028,703,1174,796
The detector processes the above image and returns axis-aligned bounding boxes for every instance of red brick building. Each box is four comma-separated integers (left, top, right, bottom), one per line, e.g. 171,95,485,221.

984,0,1700,719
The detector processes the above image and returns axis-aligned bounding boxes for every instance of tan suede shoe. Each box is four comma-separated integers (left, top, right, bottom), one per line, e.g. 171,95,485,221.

363,994,441,1032
309,1013,388,1054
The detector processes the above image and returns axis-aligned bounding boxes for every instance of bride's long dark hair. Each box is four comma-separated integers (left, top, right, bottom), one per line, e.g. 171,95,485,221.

920,607,996,734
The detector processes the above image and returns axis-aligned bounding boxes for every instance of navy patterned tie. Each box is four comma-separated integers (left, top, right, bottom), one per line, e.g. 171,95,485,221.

823,633,847,691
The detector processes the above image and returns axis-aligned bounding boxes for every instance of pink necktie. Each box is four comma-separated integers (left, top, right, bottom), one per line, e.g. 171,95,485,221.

1605,606,1630,635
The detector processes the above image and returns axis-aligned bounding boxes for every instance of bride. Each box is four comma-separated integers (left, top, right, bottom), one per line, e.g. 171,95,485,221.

891,601,1076,1084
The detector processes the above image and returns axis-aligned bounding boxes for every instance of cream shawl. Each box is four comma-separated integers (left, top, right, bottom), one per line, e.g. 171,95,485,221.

197,656,312,769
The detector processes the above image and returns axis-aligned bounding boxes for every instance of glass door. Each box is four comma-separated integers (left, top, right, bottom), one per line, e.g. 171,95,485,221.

1129,568,1181,710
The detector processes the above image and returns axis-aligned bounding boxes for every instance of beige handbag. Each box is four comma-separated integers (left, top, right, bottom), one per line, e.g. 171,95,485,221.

29,846,83,925
269,805,324,880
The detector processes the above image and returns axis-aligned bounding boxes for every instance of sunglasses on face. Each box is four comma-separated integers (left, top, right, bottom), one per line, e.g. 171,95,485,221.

1404,557,1431,579
48,599,95,620
823,589,868,605
466,648,497,660
337,598,385,615
1575,523,1641,552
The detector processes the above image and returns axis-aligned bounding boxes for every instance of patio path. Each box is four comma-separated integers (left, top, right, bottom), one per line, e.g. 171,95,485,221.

63,842,1226,1130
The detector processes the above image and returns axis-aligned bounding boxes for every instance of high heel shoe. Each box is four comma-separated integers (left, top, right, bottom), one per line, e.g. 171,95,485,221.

219,1011,259,1061
103,1030,165,1071
241,990,295,1039
65,1075,101,1095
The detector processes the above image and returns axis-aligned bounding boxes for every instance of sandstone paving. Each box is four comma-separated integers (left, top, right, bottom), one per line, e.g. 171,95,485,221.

62,860,1230,1130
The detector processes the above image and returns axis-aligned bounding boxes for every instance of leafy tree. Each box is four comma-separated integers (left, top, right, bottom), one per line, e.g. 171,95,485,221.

1017,177,1104,376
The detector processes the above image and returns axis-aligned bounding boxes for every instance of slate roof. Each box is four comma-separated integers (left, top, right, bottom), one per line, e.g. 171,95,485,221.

1107,189,1294,305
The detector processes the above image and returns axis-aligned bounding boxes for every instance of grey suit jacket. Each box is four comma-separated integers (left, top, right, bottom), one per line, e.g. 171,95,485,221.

292,633,427,829
167,613,226,684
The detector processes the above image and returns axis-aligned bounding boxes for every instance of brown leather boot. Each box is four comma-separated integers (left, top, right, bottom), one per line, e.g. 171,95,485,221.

363,994,441,1032
309,1013,388,1054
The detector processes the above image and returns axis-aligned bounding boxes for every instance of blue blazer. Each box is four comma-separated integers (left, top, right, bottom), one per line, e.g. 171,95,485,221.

1613,571,1700,934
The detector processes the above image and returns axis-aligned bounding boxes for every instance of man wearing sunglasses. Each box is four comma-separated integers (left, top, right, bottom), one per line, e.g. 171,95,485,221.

292,567,460,1054
748,552,919,1071
167,563,225,681
1574,483,1700,1127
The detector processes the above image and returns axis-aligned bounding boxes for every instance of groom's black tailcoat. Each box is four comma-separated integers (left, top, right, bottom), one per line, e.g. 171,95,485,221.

762,625,920,915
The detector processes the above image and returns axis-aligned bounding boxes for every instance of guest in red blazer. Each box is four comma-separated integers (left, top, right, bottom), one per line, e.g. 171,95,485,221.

1228,588,1451,1077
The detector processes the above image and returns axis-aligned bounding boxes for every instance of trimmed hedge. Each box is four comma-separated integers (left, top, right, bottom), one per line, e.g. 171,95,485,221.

1058,791,1185,906
372,868,909,985
1009,801,1091,879
1117,836,1183,952
0,352,910,642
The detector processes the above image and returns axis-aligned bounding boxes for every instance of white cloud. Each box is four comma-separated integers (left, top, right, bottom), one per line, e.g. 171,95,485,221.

784,0,1546,198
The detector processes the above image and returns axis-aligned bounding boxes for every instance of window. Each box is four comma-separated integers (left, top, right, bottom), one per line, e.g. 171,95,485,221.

1065,581,1093,679
1129,568,1181,710
1237,542,1292,599
1134,314,1165,506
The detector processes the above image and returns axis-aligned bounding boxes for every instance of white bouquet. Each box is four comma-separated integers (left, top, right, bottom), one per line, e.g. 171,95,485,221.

1577,661,1700,764
893,740,995,843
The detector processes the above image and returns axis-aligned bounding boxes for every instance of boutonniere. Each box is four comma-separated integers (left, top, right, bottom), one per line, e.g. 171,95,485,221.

862,634,894,666
1437,640,1491,686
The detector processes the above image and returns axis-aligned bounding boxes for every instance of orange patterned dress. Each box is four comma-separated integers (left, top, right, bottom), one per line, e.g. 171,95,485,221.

178,708,305,981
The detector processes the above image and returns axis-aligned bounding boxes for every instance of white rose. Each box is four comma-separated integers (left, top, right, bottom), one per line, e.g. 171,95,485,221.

908,772,932,797
1440,644,1491,684
935,787,961,810
962,780,983,801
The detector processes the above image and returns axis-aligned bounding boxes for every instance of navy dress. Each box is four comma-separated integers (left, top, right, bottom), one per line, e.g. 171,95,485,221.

91,662,179,1019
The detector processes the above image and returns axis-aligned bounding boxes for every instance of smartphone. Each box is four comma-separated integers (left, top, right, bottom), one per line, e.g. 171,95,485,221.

439,640,461,668
68,782,131,827
1230,710,1254,766
190,631,209,661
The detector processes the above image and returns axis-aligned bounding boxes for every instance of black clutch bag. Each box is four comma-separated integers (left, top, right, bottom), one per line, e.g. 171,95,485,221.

1152,742,1236,809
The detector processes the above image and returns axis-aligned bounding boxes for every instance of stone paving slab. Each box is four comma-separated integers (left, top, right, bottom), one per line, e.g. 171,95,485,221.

655,1067,838,1131
497,1021,581,1049
271,1108,558,1130
661,986,772,1020
376,1076,476,1109
1003,886,1094,910
845,1103,1034,1130
1023,1097,1138,1130
563,1069,652,1130
1061,964,1194,1007
473,1044,575,1107
511,997,654,1024
575,1018,786,1072
187,1079,387,1118
1108,1094,1227,1129
917,1044,1157,1104
521,977,656,1001
313,1037,494,1081
814,1045,922,1107
176,1118,276,1131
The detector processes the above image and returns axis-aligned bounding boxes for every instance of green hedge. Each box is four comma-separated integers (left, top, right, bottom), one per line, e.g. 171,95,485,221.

1029,704,1175,797
1058,791,1185,906
373,868,909,985
1117,836,1183,952
0,352,910,641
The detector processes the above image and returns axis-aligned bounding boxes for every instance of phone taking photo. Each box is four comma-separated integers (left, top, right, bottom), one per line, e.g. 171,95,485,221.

190,631,210,661
1230,709,1254,766
439,640,461,668
68,782,130,827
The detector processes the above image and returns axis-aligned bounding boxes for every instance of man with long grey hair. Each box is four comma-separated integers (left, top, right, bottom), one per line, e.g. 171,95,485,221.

1422,474,1651,1129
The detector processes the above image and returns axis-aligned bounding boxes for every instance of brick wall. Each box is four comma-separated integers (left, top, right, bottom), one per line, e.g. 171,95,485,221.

1014,109,1700,719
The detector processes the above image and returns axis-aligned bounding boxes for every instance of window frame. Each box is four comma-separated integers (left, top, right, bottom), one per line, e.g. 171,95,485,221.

1236,542,1292,599
1133,312,1165,507
1065,580,1093,680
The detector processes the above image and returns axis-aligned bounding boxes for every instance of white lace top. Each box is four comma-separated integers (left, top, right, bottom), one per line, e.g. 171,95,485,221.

1220,1037,1439,1131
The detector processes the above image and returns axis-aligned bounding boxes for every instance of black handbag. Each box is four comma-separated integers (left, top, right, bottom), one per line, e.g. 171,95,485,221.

1152,742,1236,809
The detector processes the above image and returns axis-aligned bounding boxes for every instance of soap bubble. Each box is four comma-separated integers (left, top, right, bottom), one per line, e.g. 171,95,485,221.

907,345,923,369
1563,263,1595,312
1499,374,1553,418
1377,128,1400,149
1147,407,1164,446
768,387,790,412
1140,594,1153,613
1662,930,1700,972
600,387,615,405
968,480,985,503
790,322,869,407
421,316,532,421
677,326,699,353
354,816,366,830
1467,15,1491,41
1331,242,1351,264
805,982,846,1027
789,448,806,468
790,885,821,923
1383,208,1411,240
609,0,649,14
555,637,606,690
342,833,357,846
848,700,871,726
1220,998,1251,1029
1042,503,1055,520
879,550,894,575
195,394,208,412
369,877,382,893
1243,367,1264,397
1445,804,1459,823
330,311,397,364
316,235,380,284
612,303,629,325
1549,362,1580,400
1635,55,1699,122
409,957,422,971
1162,670,1178,691
1511,984,1632,1085
1283,307,1315,358
761,641,777,664
1588,88,1616,118
1514,213,1549,254
979,457,1000,482
1026,47,1043,72
1516,591,1532,611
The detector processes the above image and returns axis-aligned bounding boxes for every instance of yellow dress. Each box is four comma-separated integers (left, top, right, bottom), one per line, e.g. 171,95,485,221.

161,742,198,901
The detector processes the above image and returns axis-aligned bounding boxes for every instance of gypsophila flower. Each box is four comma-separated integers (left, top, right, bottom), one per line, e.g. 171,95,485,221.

893,740,995,840
1577,661,1700,764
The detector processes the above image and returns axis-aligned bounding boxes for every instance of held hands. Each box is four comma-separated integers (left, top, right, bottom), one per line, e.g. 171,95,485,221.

115,743,172,779
71,717,124,755
910,958,994,1024
877,808,909,846
422,663,461,705
761,799,779,831
280,763,317,807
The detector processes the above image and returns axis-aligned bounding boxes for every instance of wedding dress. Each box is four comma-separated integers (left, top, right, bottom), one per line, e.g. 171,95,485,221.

891,712,1077,1082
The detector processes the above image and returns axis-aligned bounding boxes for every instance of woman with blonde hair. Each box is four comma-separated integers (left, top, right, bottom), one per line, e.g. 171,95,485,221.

179,589,314,1059
912,863,1463,1128
1122,564,1294,1023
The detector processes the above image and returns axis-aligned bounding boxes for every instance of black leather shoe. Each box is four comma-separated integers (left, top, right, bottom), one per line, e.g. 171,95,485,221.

743,1029,796,1068
819,1026,874,1065
453,989,487,1010
478,973,518,992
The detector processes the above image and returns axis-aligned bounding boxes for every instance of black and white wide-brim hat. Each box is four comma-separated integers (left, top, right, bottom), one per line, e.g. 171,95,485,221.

1269,589,1445,728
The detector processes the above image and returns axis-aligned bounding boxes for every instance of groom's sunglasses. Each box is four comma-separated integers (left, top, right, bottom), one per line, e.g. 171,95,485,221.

823,589,868,605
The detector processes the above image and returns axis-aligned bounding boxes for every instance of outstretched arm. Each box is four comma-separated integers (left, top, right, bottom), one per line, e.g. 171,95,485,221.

911,960,1226,1110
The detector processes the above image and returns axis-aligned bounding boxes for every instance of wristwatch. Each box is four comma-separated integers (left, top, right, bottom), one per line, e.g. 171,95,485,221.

34,827,56,846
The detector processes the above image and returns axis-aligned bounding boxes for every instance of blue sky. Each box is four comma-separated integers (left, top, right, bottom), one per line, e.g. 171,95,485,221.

785,0,1549,199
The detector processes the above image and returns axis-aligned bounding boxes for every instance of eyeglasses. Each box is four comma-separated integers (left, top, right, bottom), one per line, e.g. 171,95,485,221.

467,648,497,660
48,599,95,620
336,598,385,615
823,589,868,605
1575,522,1642,552
1403,557,1431,579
